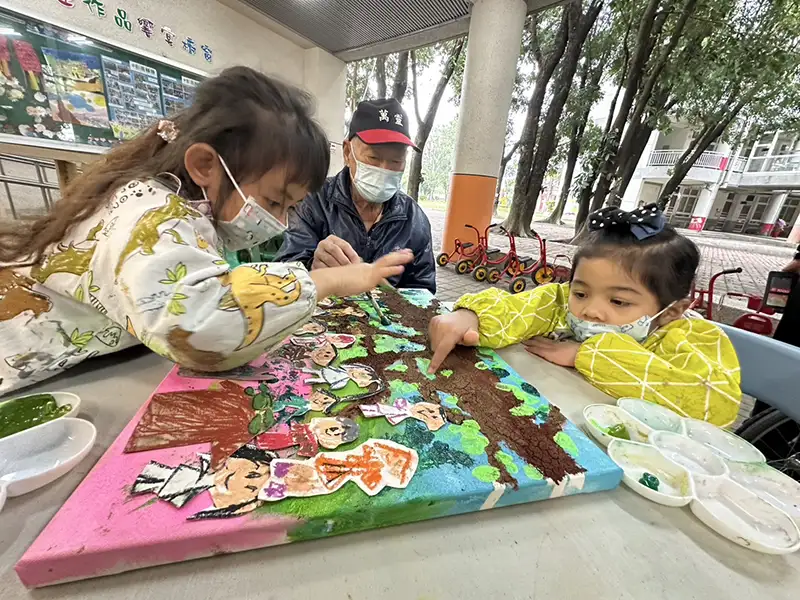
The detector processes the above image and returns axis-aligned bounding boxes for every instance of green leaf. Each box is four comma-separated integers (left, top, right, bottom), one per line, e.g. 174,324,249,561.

252,392,271,410
248,414,263,436
73,287,84,302
89,285,100,293
175,262,188,280
171,293,189,301
167,300,186,316
70,328,94,349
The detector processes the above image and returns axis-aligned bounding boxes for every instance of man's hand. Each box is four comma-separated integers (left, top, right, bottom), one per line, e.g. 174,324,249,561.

428,310,480,373
522,337,580,367
312,235,361,269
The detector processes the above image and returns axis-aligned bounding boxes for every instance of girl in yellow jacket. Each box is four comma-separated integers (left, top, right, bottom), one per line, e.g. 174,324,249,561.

429,204,742,427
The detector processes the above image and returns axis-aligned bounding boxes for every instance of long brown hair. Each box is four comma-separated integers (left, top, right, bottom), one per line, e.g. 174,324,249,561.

0,66,329,264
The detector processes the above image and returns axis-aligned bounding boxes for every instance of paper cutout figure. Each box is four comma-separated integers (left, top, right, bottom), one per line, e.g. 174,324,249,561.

304,363,380,391
326,306,366,319
124,380,257,470
178,364,279,381
256,421,319,457
189,445,276,520
273,393,309,425
308,389,338,413
259,439,418,502
360,399,447,431
289,331,356,367
309,417,359,448
131,454,213,508
294,321,326,336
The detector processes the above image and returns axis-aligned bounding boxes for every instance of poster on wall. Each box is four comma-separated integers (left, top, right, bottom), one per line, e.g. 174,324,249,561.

0,7,205,149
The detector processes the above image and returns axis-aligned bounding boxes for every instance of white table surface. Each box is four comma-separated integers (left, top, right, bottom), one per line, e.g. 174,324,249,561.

1,344,798,600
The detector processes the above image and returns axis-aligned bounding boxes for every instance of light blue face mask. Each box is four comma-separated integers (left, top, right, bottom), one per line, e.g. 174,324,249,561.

352,158,403,204
566,302,674,344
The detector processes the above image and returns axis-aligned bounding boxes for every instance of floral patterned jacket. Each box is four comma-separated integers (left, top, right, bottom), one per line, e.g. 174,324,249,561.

454,283,742,427
0,179,316,396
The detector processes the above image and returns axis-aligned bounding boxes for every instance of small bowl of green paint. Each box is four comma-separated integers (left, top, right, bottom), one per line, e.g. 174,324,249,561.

0,392,80,440
583,404,653,447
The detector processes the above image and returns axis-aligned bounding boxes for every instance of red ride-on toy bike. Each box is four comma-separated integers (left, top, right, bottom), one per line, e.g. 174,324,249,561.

436,224,507,275
486,228,556,294
689,267,776,335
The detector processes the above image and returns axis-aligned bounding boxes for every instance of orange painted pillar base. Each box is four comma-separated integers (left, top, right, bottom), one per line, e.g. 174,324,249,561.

441,173,498,254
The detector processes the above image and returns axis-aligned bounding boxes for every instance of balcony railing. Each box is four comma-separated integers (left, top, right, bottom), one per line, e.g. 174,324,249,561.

746,154,800,173
647,149,729,170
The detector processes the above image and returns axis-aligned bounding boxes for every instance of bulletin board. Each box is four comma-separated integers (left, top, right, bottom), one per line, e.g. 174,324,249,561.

0,5,205,153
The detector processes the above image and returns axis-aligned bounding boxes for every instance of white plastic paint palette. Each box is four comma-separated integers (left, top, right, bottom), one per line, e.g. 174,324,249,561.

582,404,653,446
607,439,693,507
683,418,765,463
691,475,800,554
727,461,800,526
592,401,800,554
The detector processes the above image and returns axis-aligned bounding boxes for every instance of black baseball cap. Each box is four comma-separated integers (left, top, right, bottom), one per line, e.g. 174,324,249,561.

348,98,418,150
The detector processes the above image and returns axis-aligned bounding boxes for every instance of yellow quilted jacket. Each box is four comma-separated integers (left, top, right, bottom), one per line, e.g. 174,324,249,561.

454,283,742,427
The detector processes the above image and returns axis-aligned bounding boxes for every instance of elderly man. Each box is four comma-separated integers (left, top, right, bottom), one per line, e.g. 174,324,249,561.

275,99,436,293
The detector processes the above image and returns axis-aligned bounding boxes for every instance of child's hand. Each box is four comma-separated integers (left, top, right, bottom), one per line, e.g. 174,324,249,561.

522,337,580,367
310,249,413,298
428,309,480,372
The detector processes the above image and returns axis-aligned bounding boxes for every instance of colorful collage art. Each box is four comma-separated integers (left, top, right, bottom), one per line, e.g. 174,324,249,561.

16,289,622,588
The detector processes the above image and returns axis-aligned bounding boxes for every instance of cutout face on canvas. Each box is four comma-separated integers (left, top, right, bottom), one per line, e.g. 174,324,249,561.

309,342,337,367
308,389,338,413
347,365,380,389
310,416,359,449
296,321,326,336
209,448,272,511
410,402,446,431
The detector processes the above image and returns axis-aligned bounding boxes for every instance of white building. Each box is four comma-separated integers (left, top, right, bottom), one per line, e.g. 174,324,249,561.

621,128,800,243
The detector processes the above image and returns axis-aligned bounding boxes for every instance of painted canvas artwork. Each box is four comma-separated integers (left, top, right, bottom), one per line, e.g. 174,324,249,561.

16,289,622,588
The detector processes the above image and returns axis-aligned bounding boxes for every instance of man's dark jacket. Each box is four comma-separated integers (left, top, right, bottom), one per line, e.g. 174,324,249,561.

275,168,436,293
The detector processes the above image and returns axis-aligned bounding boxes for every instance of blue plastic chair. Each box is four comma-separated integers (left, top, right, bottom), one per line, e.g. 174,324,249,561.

718,323,800,423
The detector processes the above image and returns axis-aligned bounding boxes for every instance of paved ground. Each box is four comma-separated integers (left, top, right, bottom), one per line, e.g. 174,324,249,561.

426,208,796,328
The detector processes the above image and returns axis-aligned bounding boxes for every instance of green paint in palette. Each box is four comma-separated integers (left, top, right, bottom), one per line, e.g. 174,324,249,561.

0,394,71,438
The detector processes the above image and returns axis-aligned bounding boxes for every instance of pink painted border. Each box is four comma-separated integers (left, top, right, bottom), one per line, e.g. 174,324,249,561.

15,368,300,588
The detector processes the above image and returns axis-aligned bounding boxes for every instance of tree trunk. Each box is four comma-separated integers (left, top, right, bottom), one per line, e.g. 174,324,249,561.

658,97,749,202
392,51,409,100
375,55,387,98
611,122,653,202
505,8,570,234
507,0,603,236
495,141,521,210
589,0,666,208
406,39,466,201
407,149,423,202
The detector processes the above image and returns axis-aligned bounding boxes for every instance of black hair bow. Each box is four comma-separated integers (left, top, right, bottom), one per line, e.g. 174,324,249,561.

587,203,666,240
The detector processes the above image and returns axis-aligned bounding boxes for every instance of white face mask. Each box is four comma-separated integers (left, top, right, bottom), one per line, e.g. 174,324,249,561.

566,302,675,344
352,158,403,204
213,155,287,251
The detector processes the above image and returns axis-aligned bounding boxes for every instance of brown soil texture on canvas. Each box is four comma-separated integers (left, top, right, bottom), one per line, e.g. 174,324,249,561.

325,289,584,486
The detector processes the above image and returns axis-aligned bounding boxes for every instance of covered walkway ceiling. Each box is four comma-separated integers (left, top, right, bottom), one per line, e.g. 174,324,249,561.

237,0,564,61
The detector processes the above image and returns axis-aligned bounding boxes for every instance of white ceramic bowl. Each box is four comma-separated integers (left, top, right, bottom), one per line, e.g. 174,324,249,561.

691,474,800,554
682,418,765,463
0,418,96,509
583,404,653,447
0,392,80,438
726,461,800,526
616,398,683,433
607,439,694,507
649,431,729,477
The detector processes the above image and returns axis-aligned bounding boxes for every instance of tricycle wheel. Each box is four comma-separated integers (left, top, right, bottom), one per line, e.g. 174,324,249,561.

533,264,555,286
510,277,527,294
488,268,502,283
456,259,473,275
473,266,488,282
436,253,449,267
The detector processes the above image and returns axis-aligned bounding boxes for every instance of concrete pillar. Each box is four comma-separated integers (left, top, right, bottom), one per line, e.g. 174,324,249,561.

789,217,800,244
442,0,527,252
303,47,347,175
759,191,788,235
688,185,719,231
